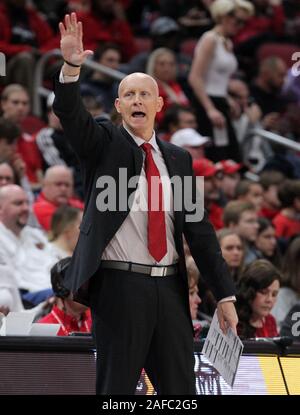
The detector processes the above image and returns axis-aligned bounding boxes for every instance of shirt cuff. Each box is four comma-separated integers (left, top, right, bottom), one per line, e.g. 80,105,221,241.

218,296,236,304
59,69,79,84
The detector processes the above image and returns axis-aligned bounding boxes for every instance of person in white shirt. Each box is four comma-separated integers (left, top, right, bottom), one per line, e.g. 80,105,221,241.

0,185,54,309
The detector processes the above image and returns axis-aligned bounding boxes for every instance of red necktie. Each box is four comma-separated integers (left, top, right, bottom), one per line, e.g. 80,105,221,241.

141,143,167,262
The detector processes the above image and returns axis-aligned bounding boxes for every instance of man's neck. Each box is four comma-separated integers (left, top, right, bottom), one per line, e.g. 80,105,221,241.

123,122,153,142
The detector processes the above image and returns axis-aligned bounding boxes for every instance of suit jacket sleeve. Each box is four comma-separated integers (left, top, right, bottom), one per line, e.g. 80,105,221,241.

183,153,236,302
52,71,110,162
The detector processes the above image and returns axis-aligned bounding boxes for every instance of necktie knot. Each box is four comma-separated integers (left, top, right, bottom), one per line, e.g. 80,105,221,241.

141,143,152,154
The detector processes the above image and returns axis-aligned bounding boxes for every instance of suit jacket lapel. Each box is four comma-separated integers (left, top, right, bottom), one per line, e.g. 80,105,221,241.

119,125,143,177
157,138,178,179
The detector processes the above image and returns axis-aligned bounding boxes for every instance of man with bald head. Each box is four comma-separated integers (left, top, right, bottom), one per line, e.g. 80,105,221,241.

0,185,54,309
33,165,83,231
53,13,238,395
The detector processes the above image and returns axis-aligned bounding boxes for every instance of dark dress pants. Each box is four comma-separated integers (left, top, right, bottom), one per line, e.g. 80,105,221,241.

89,268,196,395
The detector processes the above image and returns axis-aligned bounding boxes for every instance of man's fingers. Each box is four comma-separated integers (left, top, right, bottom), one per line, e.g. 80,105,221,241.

77,21,83,43
217,308,226,334
65,14,71,30
230,324,237,336
59,22,66,36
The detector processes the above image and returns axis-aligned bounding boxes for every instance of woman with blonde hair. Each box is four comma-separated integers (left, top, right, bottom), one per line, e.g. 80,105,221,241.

146,47,189,125
188,0,254,162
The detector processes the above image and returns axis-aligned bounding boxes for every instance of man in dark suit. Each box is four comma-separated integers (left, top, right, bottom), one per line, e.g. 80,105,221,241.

53,13,238,395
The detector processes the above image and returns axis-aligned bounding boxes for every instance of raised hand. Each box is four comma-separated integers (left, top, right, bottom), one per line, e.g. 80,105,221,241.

59,12,93,67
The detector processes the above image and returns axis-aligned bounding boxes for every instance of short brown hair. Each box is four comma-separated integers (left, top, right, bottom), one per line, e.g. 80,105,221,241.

259,170,285,190
223,200,255,226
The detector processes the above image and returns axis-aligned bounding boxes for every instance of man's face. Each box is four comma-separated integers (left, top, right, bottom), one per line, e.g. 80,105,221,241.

266,62,287,92
0,163,14,187
229,80,249,111
0,187,29,231
178,111,198,130
1,90,30,124
221,173,240,199
204,176,219,204
43,171,73,205
115,74,163,139
236,210,259,242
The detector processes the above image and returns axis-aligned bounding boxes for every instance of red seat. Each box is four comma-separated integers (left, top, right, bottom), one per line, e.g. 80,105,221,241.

257,42,299,68
180,39,198,57
135,37,152,54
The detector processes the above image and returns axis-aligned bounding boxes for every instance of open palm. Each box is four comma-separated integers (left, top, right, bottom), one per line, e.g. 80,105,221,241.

59,12,93,66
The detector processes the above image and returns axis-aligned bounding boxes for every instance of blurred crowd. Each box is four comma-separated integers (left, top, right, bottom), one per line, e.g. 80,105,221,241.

1,0,300,341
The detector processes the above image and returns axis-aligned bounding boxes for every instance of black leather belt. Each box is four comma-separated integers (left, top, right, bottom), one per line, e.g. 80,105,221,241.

100,260,178,277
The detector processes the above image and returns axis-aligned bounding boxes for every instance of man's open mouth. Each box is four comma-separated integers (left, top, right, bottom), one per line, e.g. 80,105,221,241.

132,111,146,118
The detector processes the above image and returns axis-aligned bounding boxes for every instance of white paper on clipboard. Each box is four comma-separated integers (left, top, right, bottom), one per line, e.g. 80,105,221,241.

202,310,244,387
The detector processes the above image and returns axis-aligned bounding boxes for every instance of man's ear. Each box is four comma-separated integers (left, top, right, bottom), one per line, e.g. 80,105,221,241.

156,96,164,113
115,98,121,113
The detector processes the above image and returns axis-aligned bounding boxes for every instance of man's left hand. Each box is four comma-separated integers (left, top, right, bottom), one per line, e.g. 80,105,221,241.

217,301,238,335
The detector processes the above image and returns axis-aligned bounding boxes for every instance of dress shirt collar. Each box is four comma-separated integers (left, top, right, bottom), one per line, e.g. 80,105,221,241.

123,123,159,152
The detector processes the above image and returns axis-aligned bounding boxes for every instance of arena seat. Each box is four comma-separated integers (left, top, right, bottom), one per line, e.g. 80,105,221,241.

257,42,299,68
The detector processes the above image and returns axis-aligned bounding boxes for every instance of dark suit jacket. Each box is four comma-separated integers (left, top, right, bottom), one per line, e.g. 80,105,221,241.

53,74,235,306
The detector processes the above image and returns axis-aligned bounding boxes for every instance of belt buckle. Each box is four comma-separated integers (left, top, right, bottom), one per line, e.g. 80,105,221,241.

150,266,167,277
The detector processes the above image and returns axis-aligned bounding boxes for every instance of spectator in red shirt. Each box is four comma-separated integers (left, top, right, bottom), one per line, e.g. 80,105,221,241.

236,259,280,339
38,257,92,336
259,170,284,220
215,159,243,206
234,0,285,48
273,179,300,240
193,158,224,230
77,0,137,61
33,165,84,231
1,84,43,187
0,0,57,100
